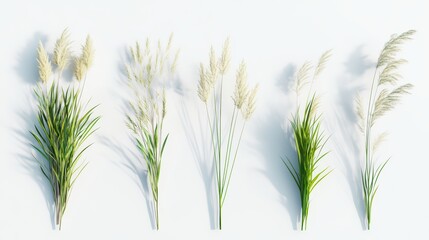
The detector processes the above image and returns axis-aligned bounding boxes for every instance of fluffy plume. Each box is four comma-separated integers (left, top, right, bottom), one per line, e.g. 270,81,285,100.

81,35,94,69
74,57,86,81
243,84,258,120
208,46,218,84
74,35,94,81
371,83,413,126
171,49,180,73
53,28,71,72
37,42,52,84
219,38,230,75
294,61,312,93
198,64,209,103
376,30,415,68
233,61,248,109
314,50,332,78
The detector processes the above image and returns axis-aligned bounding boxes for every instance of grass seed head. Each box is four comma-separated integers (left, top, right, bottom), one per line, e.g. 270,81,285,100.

198,63,209,103
243,84,258,120
53,28,72,72
81,35,94,69
219,38,231,75
74,57,86,81
233,61,248,109
37,41,52,84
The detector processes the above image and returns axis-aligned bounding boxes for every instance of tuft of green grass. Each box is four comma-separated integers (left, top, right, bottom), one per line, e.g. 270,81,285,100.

31,29,99,230
283,51,332,231
125,34,179,230
198,39,258,229
356,30,415,230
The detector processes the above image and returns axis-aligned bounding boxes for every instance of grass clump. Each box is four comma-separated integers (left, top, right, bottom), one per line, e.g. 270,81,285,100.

283,51,332,231
198,39,258,229
356,30,415,230
31,29,99,230
125,34,179,230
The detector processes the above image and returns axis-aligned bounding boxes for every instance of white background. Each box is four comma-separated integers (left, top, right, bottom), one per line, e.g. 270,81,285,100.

0,0,428,239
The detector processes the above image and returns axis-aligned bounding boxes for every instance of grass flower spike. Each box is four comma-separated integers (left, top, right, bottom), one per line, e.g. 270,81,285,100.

31,29,100,230
356,30,415,230
198,39,258,229
125,34,179,230
37,42,52,84
283,50,332,230
53,29,71,73
74,36,94,81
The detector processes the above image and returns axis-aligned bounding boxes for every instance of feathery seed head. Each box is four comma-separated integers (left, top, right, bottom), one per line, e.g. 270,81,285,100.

377,30,416,68
233,61,248,109
171,49,180,73
81,35,94,69
198,63,210,103
145,38,150,57
219,38,231,75
315,50,332,78
371,83,413,125
74,57,86,81
37,41,52,84
131,41,143,64
166,33,173,53
309,95,321,117
295,61,312,94
209,46,218,80
243,84,258,120
53,28,72,72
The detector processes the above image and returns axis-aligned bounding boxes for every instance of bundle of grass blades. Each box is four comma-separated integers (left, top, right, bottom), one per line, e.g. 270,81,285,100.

125,34,179,230
283,50,332,231
197,39,258,229
355,30,415,230
31,29,99,230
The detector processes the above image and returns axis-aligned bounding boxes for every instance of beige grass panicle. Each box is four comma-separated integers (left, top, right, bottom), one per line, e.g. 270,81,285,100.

37,41,52,84
243,84,258,120
53,29,71,73
233,61,248,109
74,35,94,81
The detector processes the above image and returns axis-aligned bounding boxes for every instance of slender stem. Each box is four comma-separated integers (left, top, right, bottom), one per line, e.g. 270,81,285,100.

212,86,221,196
155,192,159,230
218,76,224,193
365,70,378,168
205,103,220,229
222,107,238,194
221,122,246,206
219,204,222,230
364,69,379,230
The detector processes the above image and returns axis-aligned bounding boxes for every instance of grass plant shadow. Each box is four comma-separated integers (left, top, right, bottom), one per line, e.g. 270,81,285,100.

13,32,56,229
178,95,216,229
253,108,301,230
253,64,302,230
98,135,156,229
330,45,374,229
